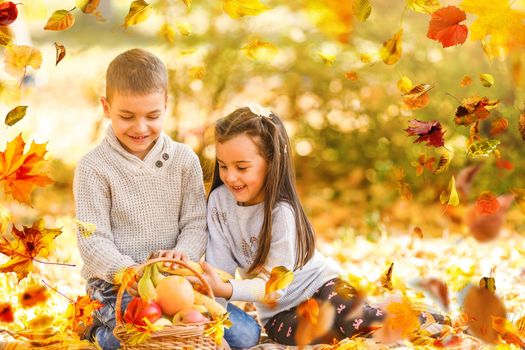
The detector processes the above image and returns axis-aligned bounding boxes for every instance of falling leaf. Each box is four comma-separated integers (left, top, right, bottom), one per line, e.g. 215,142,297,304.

353,0,371,22
43,9,75,31
177,22,192,36
317,51,335,66
454,95,499,126
241,40,278,61
406,0,441,14
0,134,53,204
4,44,42,79
440,176,460,206
20,284,50,307
0,1,18,26
479,73,494,87
467,139,500,158
305,0,353,43
360,53,374,63
65,295,103,336
412,226,423,238
76,0,100,14
0,26,13,47
0,219,62,281
4,105,27,127
73,219,96,238
495,159,513,171
158,23,176,45
0,302,14,323
460,0,525,57
123,0,152,28
297,298,319,325
433,150,451,174
54,42,66,66
393,168,412,200
462,285,506,344
295,300,335,345
380,262,394,291
345,71,358,81
479,275,496,292
474,191,500,215
265,266,294,302
405,120,445,148
189,66,206,80
383,297,420,338
416,278,449,310
460,75,472,87
380,29,403,65
490,117,508,136
519,111,525,141
182,0,191,8
397,76,413,93
404,93,430,110
427,6,468,48
510,188,525,215
402,83,433,98
411,154,435,176
223,0,269,19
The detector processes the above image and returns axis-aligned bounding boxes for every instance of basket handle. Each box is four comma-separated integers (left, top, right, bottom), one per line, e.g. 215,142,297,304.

115,258,215,326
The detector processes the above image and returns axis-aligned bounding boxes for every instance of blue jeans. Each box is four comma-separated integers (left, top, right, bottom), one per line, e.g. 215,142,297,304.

224,303,261,349
86,278,133,350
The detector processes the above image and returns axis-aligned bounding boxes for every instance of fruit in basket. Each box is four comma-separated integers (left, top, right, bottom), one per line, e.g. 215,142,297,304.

172,307,210,324
156,275,195,316
138,265,157,301
193,291,227,319
159,260,233,282
150,263,165,287
153,317,173,326
124,297,162,327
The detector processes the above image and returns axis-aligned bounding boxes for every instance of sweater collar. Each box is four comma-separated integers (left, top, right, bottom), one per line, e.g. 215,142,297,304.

105,125,167,168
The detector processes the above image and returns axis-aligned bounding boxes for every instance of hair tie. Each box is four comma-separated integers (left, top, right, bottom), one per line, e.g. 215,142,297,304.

246,102,272,119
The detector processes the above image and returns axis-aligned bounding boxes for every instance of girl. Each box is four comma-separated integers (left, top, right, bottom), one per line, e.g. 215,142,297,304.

200,105,386,346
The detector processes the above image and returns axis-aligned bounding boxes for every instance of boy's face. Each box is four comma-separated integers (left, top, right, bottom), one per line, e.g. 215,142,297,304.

101,91,167,160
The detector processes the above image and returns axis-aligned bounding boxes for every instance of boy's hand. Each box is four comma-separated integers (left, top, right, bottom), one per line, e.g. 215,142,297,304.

150,249,188,268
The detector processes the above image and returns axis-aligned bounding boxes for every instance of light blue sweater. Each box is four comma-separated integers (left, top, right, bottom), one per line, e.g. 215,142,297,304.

206,185,342,326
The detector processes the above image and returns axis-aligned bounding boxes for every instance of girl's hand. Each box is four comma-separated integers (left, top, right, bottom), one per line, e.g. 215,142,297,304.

191,261,232,299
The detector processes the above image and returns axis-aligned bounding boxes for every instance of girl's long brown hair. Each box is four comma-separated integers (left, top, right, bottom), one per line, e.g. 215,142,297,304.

209,107,315,273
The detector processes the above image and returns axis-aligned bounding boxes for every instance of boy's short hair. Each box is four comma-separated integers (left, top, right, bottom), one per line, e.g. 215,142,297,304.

105,48,167,101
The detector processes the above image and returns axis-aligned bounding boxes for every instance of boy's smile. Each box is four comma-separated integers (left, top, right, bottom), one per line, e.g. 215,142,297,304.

101,91,167,160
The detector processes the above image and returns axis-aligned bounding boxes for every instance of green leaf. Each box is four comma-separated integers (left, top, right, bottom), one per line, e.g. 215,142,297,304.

353,0,372,21
4,106,28,126
467,139,500,158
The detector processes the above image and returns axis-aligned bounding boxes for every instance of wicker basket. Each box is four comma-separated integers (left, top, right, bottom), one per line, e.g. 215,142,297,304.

113,258,220,350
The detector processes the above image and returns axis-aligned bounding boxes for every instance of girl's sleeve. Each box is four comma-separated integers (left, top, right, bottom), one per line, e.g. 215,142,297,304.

74,161,136,283
228,205,296,303
175,149,207,261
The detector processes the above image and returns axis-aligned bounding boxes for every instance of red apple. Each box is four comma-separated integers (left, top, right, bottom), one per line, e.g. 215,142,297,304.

124,297,162,328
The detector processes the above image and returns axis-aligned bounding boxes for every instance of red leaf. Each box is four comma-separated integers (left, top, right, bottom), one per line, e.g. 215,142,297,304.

0,2,18,26
474,191,500,215
0,302,14,323
20,284,50,308
495,159,513,171
427,6,468,48
405,120,445,147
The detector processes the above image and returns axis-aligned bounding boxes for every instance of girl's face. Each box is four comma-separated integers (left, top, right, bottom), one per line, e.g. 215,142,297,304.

216,133,268,206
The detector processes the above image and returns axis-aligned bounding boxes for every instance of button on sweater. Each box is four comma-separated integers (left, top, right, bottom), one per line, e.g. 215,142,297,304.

74,126,207,283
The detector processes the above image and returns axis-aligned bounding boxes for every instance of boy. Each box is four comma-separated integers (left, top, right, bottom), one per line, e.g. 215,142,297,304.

73,48,207,349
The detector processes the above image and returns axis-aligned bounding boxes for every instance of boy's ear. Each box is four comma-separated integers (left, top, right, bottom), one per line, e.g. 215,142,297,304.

100,96,111,119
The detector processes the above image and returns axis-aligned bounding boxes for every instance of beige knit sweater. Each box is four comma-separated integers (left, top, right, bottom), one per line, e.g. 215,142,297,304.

73,126,207,283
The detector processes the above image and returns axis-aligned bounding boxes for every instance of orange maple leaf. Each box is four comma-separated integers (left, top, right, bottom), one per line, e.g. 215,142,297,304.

0,219,62,281
65,295,103,338
0,133,53,205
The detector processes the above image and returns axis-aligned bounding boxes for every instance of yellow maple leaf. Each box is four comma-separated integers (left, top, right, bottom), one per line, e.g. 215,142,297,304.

123,0,152,28
65,295,103,336
4,45,43,78
461,0,525,57
0,219,62,281
264,266,294,303
223,0,269,19
380,29,403,65
384,297,420,338
0,133,53,204
241,39,278,61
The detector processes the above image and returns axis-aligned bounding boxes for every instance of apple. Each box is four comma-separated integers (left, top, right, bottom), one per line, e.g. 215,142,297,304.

123,297,162,328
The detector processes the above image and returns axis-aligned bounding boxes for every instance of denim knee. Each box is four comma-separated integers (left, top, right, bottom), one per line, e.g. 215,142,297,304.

94,325,121,350
224,303,261,349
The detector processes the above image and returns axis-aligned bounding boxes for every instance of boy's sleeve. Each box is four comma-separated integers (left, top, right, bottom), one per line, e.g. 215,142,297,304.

74,162,136,283
174,150,207,261
227,205,296,303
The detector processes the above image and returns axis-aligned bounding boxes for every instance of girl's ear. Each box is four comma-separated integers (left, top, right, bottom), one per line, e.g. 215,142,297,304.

100,96,111,119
